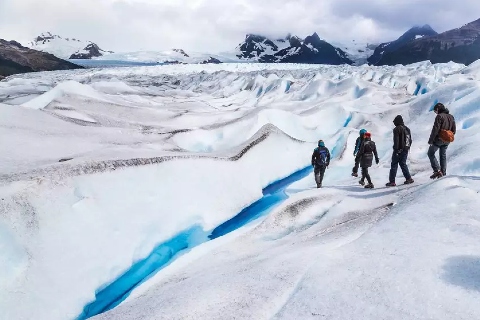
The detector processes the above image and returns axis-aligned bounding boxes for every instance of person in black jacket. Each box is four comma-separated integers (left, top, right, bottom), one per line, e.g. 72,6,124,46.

311,140,331,188
428,103,456,179
352,129,367,177
355,132,379,189
386,115,414,187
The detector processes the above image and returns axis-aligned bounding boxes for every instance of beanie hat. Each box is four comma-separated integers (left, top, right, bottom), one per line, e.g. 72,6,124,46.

359,129,367,135
318,140,325,147
364,132,371,138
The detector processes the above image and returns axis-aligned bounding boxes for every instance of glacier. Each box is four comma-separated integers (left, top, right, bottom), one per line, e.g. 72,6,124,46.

1,61,480,320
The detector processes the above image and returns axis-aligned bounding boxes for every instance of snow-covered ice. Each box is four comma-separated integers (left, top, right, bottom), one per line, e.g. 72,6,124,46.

1,60,480,320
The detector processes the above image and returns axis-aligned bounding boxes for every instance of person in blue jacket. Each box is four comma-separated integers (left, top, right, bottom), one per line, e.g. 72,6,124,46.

311,140,331,188
352,129,367,177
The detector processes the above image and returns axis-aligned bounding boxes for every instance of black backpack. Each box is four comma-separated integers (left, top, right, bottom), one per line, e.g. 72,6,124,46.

315,148,328,166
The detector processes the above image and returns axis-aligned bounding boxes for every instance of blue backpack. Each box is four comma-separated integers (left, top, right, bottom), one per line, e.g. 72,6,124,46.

315,148,328,166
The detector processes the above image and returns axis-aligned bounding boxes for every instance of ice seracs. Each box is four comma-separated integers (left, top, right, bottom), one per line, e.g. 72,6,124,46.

1,59,480,320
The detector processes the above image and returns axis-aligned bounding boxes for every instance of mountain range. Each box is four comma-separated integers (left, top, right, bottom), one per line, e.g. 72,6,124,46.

236,33,353,65
1,17,480,78
0,39,81,78
29,32,113,60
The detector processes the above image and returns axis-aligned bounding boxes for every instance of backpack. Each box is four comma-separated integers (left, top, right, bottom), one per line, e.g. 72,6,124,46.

439,129,455,143
404,126,412,149
315,148,328,166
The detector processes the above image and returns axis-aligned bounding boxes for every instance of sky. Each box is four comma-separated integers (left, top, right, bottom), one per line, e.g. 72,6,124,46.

0,0,479,53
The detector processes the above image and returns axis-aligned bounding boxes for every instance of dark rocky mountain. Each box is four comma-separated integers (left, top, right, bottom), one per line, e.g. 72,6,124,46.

375,18,480,66
172,48,189,57
236,34,289,59
236,33,353,65
70,43,108,59
368,25,438,65
0,39,82,77
201,57,222,64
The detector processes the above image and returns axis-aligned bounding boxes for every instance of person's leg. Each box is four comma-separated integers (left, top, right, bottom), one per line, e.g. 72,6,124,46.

427,144,440,172
389,152,400,183
364,167,372,185
360,166,366,185
352,158,360,175
439,143,449,175
319,166,326,187
398,150,412,180
314,167,321,187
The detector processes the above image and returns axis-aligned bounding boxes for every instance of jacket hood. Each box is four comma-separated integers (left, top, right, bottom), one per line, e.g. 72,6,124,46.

434,102,449,114
393,115,404,126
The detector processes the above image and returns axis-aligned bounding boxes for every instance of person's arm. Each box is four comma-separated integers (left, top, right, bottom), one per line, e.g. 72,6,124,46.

326,149,331,166
311,150,316,166
353,137,360,156
393,127,399,151
452,116,456,134
355,143,364,162
428,115,442,144
373,142,379,164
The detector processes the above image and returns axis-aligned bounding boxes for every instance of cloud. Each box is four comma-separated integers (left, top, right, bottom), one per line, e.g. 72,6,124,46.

0,0,478,53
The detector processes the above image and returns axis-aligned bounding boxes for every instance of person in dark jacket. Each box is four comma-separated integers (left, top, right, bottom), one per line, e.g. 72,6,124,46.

355,132,379,189
311,140,331,188
386,115,414,187
352,128,367,177
428,103,456,179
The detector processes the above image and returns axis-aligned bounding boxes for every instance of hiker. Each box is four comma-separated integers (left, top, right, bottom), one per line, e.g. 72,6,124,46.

386,115,414,187
311,140,331,188
355,132,379,189
428,103,456,179
352,129,367,177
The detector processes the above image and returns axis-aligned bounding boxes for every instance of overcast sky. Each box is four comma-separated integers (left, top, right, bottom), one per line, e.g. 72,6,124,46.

1,0,479,53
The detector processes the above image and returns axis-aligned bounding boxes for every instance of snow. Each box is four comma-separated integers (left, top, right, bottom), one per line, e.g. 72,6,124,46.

331,40,376,65
1,60,480,320
415,35,425,39
234,38,291,61
27,32,105,60
98,50,239,64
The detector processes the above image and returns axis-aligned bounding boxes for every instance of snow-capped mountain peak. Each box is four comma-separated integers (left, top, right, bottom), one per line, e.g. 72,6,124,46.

28,32,113,60
236,33,353,65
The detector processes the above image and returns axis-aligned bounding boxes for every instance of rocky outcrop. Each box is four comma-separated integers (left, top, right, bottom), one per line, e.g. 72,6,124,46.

201,57,222,64
69,43,108,59
0,39,82,77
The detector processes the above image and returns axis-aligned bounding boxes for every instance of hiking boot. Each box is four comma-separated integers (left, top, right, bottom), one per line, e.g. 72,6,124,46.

359,179,365,186
430,171,443,179
385,182,396,187
364,184,374,189
317,183,322,188
404,178,414,185
351,172,358,177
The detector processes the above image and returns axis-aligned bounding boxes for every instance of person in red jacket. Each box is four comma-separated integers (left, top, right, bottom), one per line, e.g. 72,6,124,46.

355,132,379,189
428,103,456,179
